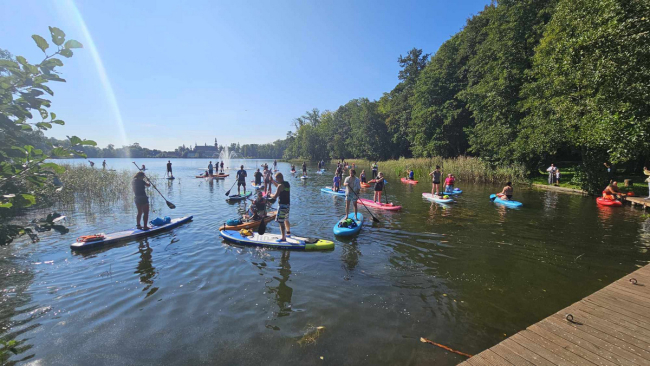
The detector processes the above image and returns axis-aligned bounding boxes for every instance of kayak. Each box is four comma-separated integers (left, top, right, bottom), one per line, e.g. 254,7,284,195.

401,177,418,184
219,211,277,230
196,175,212,179
70,216,193,251
442,188,463,195
226,191,253,201
301,176,310,180
333,212,364,236
321,187,346,196
219,230,334,251
490,194,523,208
360,182,371,188
422,193,454,203
597,197,623,207
358,198,401,211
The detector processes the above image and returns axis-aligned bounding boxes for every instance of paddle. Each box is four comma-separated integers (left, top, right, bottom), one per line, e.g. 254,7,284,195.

225,172,240,196
348,179,380,223
132,162,176,209
384,179,389,205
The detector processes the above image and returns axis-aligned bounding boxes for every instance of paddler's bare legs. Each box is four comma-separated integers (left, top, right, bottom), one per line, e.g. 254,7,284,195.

136,203,150,230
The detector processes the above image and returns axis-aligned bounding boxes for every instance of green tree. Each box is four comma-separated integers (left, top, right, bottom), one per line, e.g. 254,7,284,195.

0,27,95,245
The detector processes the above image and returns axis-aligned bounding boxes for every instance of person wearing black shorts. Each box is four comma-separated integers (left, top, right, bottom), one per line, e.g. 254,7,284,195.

132,172,151,230
374,172,384,203
236,165,247,195
166,160,173,178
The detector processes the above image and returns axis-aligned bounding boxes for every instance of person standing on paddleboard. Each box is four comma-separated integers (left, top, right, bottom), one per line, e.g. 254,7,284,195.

344,169,361,220
333,174,341,192
429,166,442,195
236,165,247,195
302,162,307,175
220,161,224,173
133,172,151,230
360,170,367,183
254,168,263,187
263,166,273,194
102,160,106,170
208,161,214,176
166,160,173,178
270,173,291,241
374,172,384,203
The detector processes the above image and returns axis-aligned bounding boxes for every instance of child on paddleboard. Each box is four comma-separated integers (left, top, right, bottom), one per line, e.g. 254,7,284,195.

374,172,384,203
360,170,366,183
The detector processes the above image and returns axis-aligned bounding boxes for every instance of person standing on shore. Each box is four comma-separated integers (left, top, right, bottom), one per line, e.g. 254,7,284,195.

429,166,442,194
166,160,173,178
132,172,151,230
344,169,361,220
546,164,557,185
270,173,291,241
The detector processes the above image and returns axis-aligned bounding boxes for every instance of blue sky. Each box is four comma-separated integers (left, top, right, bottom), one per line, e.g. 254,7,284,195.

1,0,489,151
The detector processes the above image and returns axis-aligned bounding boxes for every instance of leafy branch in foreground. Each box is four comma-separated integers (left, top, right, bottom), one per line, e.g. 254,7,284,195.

0,27,95,245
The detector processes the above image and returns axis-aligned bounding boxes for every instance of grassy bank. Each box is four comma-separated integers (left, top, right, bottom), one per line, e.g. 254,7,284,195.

334,157,527,184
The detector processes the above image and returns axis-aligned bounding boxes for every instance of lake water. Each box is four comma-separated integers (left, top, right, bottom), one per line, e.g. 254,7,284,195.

3,158,649,365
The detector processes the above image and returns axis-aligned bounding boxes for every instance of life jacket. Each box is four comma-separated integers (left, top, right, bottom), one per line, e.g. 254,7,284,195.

77,234,105,242
240,229,253,237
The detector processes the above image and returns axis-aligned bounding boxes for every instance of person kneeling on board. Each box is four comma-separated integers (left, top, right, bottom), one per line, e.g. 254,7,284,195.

133,172,151,230
602,181,623,200
250,191,268,220
270,173,291,241
497,182,514,201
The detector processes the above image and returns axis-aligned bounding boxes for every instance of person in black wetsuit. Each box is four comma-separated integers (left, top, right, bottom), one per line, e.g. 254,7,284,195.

132,171,151,230
166,160,173,178
302,162,307,175
270,173,291,241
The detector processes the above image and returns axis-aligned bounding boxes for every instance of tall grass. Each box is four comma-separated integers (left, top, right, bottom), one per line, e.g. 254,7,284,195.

56,165,159,209
346,157,528,184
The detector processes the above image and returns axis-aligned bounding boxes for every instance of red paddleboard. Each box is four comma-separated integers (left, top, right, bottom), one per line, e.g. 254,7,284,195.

401,177,418,185
596,197,622,207
358,198,402,211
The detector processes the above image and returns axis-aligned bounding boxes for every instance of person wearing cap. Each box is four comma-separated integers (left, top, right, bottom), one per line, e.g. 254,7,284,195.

237,165,247,195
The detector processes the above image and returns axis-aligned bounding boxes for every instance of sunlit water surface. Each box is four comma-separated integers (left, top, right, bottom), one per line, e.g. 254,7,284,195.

2,158,649,365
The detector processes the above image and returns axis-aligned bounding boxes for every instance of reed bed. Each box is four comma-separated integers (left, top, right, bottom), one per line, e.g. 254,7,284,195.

345,157,528,184
56,165,158,209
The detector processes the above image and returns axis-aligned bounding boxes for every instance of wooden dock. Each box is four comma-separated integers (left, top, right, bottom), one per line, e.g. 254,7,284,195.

532,183,588,196
626,196,650,209
459,264,650,365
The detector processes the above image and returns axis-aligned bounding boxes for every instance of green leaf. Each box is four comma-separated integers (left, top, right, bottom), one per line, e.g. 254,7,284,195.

81,139,97,146
41,162,66,174
21,194,36,207
16,56,28,66
11,146,27,154
34,84,54,96
36,122,52,129
21,125,32,130
32,35,49,53
64,39,83,49
51,147,69,157
39,108,48,119
52,120,65,125
68,136,82,145
0,202,13,209
49,26,66,46
60,49,73,58
50,112,56,120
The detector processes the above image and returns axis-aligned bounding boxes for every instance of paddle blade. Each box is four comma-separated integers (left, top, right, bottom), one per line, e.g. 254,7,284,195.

372,216,380,223
166,201,176,209
258,218,267,235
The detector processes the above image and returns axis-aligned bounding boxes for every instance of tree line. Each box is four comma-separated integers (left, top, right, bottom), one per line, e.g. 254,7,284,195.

282,0,650,193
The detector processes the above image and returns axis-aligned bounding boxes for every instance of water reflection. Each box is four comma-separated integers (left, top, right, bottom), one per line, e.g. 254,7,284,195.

341,243,361,279
266,251,293,318
135,239,158,298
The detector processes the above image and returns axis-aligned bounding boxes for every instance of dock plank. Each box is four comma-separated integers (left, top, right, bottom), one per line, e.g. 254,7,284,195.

459,264,650,365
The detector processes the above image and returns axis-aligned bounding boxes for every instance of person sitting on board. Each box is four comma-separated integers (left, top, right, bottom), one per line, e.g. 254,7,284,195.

408,169,415,181
133,171,151,230
444,174,454,193
602,181,622,200
333,174,341,192
208,161,214,176
497,182,514,200
166,160,173,177
203,170,210,177
254,168,263,187
374,172,385,203
360,170,367,183
250,191,268,220
270,173,291,241
429,166,442,195
236,165,247,195
344,169,362,221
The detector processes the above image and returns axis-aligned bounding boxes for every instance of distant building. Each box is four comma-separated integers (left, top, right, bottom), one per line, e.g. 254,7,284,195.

193,139,219,158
